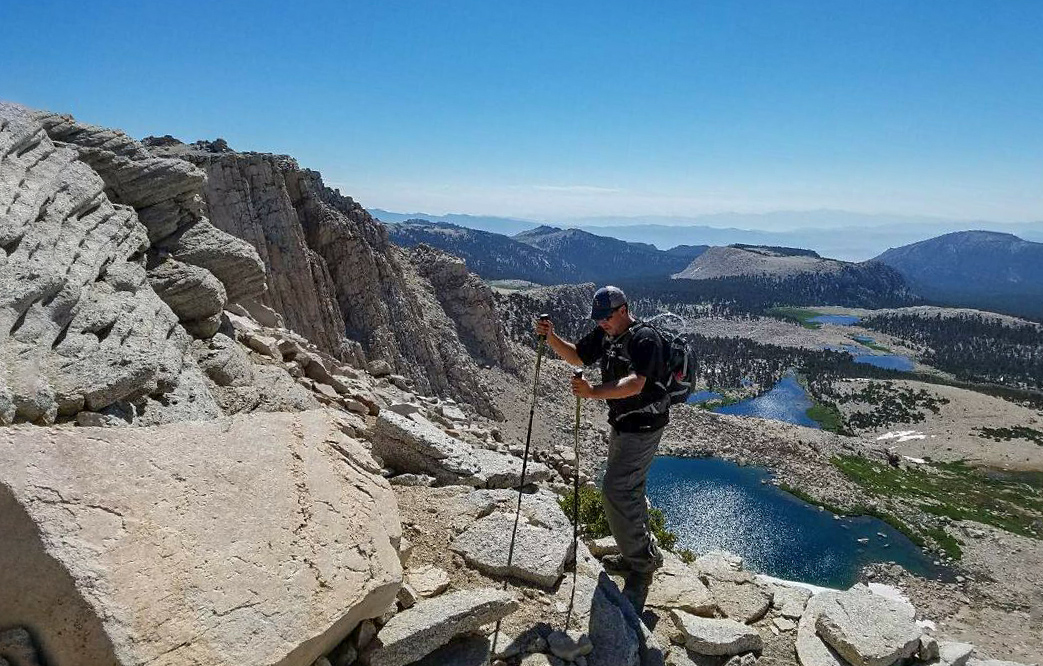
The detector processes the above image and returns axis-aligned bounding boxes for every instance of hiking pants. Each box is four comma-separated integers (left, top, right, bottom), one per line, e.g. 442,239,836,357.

602,426,664,573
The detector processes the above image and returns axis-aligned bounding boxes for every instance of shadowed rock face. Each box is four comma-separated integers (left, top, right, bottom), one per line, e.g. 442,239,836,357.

0,409,402,666
408,244,515,370
0,102,219,425
146,142,504,415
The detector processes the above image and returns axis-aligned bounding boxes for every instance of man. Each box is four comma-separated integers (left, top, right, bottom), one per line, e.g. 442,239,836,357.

536,285,668,605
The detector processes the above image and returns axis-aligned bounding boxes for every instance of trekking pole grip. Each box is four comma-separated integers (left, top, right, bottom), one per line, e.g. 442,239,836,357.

538,313,549,341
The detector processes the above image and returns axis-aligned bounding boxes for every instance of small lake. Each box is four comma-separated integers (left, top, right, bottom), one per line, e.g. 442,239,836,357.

646,457,948,588
688,390,723,404
832,344,915,372
856,355,915,371
809,314,861,326
714,375,820,429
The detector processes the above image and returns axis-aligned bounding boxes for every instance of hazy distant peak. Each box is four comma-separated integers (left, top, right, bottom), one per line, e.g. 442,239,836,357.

873,230,1043,320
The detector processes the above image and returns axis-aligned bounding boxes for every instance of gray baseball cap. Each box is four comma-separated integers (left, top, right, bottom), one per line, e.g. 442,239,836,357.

590,285,627,320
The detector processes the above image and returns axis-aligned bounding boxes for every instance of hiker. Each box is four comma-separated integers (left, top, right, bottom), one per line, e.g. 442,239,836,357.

535,285,669,604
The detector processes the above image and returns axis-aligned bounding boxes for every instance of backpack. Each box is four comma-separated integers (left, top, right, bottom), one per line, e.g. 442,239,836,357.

624,322,698,406
646,323,698,405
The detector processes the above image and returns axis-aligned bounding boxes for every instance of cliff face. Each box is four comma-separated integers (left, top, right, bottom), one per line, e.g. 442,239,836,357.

35,112,268,338
147,141,506,415
165,148,356,361
407,244,516,370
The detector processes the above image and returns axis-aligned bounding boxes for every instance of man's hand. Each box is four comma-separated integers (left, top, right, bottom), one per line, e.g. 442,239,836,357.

571,375,595,398
535,317,554,339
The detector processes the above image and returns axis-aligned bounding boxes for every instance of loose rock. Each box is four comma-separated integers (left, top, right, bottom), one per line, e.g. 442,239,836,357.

364,587,517,666
815,585,922,666
408,565,452,598
451,511,573,588
670,610,763,656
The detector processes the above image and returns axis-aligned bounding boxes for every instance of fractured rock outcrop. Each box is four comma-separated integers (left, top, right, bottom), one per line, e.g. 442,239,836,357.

0,409,401,666
0,102,219,424
146,257,226,337
408,244,515,369
37,112,267,336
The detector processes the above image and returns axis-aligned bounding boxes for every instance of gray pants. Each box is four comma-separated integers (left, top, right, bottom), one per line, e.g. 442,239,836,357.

602,426,664,573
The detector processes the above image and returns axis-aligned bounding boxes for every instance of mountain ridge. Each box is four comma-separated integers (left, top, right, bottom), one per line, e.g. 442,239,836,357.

874,230,1043,320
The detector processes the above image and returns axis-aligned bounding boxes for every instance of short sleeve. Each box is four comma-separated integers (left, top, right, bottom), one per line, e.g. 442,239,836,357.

575,327,605,366
629,328,662,380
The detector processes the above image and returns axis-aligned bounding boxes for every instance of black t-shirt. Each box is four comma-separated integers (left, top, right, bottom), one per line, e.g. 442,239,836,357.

576,322,669,433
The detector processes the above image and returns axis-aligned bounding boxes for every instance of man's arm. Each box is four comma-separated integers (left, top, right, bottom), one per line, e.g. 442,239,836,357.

573,372,646,399
536,319,584,367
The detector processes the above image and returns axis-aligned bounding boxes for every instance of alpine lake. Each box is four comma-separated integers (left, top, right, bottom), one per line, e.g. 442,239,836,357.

656,337,937,588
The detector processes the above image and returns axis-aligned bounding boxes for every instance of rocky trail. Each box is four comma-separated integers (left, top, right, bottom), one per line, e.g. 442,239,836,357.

1,103,1040,666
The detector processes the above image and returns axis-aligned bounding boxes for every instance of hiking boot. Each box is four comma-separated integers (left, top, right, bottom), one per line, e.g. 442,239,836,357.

622,569,655,611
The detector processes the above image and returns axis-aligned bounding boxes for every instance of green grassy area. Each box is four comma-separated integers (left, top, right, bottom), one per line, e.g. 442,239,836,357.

768,307,824,329
859,340,892,353
776,482,926,548
923,526,964,560
696,393,743,411
833,455,1043,542
975,426,1043,446
806,402,846,433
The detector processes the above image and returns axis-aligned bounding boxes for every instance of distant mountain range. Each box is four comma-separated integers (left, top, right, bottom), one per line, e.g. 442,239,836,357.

874,231,1043,320
384,215,1043,320
386,220,576,284
514,226,706,282
386,220,707,285
370,207,1043,261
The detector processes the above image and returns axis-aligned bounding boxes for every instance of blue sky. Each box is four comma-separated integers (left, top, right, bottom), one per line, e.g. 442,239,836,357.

2,1,1042,223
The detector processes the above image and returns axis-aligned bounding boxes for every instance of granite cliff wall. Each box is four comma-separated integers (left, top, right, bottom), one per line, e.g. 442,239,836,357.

147,139,507,415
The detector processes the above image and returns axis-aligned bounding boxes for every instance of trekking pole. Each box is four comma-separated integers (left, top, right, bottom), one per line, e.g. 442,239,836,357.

491,314,549,658
564,368,583,630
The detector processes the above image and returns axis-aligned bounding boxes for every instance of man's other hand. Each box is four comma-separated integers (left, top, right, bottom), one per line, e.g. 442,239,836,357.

535,317,554,338
571,375,595,398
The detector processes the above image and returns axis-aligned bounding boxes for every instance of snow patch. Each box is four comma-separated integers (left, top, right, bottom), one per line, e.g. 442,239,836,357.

755,574,836,595
877,430,927,443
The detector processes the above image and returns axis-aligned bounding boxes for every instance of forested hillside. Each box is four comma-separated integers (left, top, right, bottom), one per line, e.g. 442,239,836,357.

861,313,1043,391
622,263,921,314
